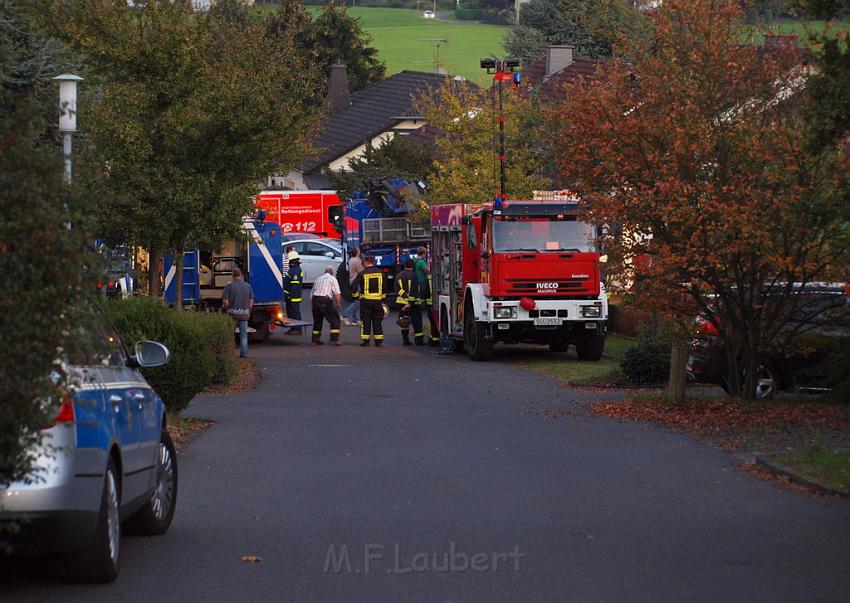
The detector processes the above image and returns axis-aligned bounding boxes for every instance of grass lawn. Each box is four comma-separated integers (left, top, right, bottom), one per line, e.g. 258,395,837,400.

521,334,636,385
748,19,850,44
307,7,508,85
768,449,850,494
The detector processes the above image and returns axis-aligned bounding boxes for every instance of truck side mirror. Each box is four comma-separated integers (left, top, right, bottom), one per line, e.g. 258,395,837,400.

328,206,344,233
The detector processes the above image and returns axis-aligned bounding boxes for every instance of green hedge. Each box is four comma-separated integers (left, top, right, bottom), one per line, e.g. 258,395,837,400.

456,5,483,20
106,298,236,413
620,325,671,384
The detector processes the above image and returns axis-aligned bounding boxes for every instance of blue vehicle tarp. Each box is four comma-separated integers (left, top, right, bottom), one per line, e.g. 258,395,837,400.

164,220,283,306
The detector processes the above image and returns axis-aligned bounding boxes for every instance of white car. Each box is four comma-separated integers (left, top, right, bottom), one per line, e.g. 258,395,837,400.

289,238,343,286
423,10,435,18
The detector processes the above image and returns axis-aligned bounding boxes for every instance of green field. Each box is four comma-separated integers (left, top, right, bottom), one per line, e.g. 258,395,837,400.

307,7,508,85
748,19,850,44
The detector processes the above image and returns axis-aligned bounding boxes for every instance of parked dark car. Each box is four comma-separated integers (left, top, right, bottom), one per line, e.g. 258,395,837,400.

687,286,850,398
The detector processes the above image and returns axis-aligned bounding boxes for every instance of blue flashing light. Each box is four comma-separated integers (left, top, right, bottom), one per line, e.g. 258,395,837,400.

494,197,503,210
513,72,521,85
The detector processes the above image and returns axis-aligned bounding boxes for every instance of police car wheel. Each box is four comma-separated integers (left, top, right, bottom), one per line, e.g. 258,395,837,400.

124,430,178,536
66,458,121,583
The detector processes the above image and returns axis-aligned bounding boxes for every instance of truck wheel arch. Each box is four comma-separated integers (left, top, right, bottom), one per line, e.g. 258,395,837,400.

464,284,489,321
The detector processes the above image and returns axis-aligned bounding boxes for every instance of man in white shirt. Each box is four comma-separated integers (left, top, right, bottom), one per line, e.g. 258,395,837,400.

311,266,343,346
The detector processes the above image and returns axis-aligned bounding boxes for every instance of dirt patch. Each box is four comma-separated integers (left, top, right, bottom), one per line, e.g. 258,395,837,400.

592,395,850,496
742,459,847,499
203,358,262,395
167,415,215,450
593,397,850,450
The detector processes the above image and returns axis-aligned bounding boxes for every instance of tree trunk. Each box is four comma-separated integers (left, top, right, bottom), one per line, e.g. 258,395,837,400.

148,248,162,299
175,251,184,309
666,342,688,404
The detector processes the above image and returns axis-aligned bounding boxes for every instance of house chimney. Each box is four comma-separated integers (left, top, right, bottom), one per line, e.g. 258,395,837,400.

327,61,350,114
544,45,573,78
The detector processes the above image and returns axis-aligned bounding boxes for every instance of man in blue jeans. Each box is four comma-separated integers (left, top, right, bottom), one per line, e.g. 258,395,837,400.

340,247,363,326
222,267,254,358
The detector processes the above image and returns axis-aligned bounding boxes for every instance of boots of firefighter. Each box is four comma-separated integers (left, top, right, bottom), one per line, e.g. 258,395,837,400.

375,337,383,347
414,334,425,346
402,330,412,346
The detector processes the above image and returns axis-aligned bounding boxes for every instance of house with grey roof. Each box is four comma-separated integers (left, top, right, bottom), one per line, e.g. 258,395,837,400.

271,67,471,190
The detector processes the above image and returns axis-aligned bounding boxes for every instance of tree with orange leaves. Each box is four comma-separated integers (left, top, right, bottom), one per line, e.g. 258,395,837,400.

549,0,850,399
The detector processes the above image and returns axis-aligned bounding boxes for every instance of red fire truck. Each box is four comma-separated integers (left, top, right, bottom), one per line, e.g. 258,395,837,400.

255,190,343,237
431,195,608,360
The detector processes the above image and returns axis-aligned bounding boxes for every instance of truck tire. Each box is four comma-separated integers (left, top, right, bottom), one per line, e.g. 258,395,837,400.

549,338,568,353
465,313,494,361
576,330,605,361
248,319,269,343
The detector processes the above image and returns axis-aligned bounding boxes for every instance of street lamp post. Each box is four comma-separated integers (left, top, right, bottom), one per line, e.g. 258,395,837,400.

480,58,520,200
52,74,83,184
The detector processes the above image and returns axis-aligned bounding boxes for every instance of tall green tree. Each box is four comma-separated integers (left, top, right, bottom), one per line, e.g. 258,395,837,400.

0,1,96,490
303,2,386,94
44,0,324,298
506,0,650,63
798,0,850,149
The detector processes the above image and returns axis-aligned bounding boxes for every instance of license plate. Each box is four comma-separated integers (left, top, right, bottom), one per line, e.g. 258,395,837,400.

533,317,562,326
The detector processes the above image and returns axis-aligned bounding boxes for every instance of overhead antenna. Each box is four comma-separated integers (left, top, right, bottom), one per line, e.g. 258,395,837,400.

418,39,448,74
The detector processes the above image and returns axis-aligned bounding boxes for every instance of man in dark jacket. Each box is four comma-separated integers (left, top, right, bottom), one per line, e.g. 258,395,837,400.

394,259,419,346
354,256,386,346
284,251,304,335
222,267,254,358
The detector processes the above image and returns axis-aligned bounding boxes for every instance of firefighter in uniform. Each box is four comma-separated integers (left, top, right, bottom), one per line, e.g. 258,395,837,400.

284,251,304,335
394,259,419,346
354,256,386,346
413,247,440,346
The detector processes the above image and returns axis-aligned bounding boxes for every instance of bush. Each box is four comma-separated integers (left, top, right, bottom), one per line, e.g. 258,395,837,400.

620,325,671,384
456,4,483,20
480,7,514,25
106,298,236,412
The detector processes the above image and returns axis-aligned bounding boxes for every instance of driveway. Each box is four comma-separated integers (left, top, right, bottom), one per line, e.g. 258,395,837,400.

3,320,850,601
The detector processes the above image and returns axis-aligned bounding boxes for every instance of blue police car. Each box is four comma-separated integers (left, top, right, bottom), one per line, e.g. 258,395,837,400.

0,331,177,583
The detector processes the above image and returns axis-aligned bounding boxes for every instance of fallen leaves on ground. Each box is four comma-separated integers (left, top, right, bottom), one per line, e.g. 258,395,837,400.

167,416,215,450
241,555,263,563
741,460,841,499
204,358,262,395
593,397,850,433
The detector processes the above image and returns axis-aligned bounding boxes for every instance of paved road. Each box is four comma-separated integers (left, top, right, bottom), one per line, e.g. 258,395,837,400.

4,319,850,601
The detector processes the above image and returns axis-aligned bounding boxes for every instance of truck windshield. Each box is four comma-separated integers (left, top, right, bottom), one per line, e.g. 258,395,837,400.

492,217,594,253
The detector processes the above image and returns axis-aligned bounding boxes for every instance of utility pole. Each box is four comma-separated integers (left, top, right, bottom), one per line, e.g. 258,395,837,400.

480,58,520,200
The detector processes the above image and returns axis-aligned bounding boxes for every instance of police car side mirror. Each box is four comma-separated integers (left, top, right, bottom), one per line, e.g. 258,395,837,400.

133,340,170,368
